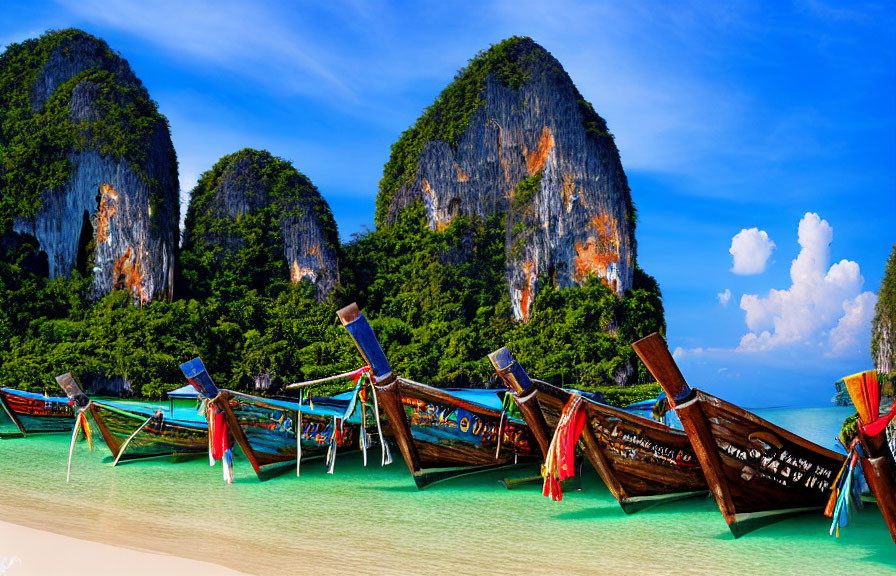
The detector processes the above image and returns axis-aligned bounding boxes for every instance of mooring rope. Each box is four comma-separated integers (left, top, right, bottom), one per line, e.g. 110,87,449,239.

112,411,162,466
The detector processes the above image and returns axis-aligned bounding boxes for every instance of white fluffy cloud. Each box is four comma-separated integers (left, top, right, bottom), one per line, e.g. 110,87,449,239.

729,228,776,274
737,213,876,355
717,289,732,307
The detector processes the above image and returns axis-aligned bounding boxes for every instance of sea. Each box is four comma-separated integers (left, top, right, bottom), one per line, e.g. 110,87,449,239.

0,405,893,575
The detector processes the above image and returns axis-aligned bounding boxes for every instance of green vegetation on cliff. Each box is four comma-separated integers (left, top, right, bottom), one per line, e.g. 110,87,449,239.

178,148,338,301
0,29,175,230
872,244,896,387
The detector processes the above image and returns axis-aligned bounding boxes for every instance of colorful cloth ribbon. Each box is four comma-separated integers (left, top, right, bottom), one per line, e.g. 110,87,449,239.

542,394,586,501
207,403,234,483
826,445,865,538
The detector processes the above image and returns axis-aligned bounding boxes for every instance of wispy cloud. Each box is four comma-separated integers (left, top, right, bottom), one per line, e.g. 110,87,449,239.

55,0,357,101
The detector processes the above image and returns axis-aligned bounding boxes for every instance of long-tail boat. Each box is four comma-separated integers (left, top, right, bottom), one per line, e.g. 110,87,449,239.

55,373,208,472
179,358,360,482
632,332,846,537
841,370,896,544
0,387,75,437
337,303,537,489
488,347,707,511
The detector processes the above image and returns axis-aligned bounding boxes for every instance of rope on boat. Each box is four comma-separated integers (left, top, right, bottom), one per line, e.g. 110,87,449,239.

326,415,339,474
296,389,303,477
112,411,161,466
495,392,513,459
542,394,586,502
369,380,392,467
285,367,371,390
66,403,94,483
199,398,215,467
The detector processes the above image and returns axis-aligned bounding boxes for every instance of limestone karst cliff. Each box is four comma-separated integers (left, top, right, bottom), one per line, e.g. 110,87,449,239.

0,29,179,302
378,37,635,321
178,149,339,301
872,244,896,378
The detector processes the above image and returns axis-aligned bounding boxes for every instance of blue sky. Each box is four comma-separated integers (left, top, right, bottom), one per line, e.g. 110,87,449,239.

3,1,894,406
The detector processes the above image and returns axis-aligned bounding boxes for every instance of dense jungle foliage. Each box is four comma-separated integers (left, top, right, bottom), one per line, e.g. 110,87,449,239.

0,197,664,401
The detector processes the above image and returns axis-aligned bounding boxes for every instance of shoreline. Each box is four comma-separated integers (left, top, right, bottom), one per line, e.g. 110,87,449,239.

0,518,246,576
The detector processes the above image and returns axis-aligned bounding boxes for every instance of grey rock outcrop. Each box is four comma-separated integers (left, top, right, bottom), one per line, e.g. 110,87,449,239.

381,38,634,321
3,29,178,302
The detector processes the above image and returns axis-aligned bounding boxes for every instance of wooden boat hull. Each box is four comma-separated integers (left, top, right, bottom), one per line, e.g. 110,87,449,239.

336,302,536,488
488,349,706,512
633,333,845,537
861,453,896,544
0,388,74,436
220,391,359,480
88,402,208,463
376,379,537,488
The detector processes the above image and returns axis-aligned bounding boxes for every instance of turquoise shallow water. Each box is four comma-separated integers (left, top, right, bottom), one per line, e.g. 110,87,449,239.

0,405,893,575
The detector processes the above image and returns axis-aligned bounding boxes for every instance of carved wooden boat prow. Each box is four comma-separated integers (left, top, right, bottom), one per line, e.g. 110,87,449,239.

488,347,707,512
338,303,537,488
633,333,846,537
55,372,208,465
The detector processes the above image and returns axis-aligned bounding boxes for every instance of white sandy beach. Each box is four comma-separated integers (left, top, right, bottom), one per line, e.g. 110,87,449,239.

0,520,246,576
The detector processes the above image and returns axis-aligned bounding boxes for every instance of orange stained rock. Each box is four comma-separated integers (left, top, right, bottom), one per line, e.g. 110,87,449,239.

525,126,555,175
95,183,119,243
518,260,537,322
112,245,147,304
561,173,576,211
291,259,317,284
422,177,434,197
590,212,618,241
574,239,620,283
454,163,470,182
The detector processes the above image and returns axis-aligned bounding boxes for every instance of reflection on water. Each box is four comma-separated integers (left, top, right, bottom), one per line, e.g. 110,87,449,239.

0,406,893,575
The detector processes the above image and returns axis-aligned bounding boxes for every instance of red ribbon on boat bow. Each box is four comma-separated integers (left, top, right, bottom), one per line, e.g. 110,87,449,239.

861,405,896,437
210,406,234,460
542,394,586,501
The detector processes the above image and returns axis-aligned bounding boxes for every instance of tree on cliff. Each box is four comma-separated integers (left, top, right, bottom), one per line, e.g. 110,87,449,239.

872,243,896,392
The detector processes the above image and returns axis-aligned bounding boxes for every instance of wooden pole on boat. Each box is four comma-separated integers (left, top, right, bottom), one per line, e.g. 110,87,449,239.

632,333,739,530
488,347,551,457
337,303,421,476
630,334,691,407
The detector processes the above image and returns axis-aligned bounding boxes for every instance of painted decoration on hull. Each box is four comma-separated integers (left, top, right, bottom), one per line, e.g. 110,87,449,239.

702,400,838,500
402,396,532,455
588,414,700,471
228,395,356,462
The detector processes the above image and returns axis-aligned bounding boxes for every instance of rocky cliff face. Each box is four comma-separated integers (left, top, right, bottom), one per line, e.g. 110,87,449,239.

179,149,339,301
378,37,635,320
0,29,179,302
872,244,896,376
